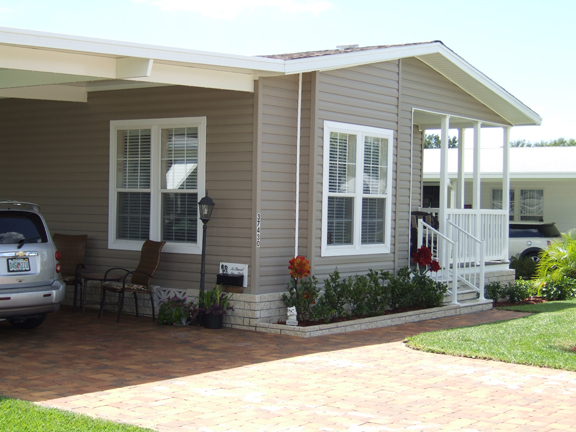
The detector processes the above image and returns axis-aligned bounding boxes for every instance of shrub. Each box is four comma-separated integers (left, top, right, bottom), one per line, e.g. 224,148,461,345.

484,281,505,301
410,271,448,308
385,267,415,310
312,270,349,323
484,280,536,303
509,254,537,280
157,296,198,326
506,279,535,302
348,271,389,318
540,277,576,301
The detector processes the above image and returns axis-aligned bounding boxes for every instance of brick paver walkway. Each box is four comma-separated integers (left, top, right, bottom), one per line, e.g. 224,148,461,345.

1,307,575,431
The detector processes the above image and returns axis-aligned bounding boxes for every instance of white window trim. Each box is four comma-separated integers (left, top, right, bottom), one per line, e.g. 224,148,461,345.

108,117,207,254
321,121,394,257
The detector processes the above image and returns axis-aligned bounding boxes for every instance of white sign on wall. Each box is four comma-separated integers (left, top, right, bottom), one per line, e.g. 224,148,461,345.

219,262,248,288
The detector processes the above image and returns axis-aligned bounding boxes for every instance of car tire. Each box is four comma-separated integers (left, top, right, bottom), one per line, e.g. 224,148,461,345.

524,250,542,262
8,313,47,329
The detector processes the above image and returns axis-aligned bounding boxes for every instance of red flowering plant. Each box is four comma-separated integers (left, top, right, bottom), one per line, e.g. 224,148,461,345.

282,256,319,322
412,246,441,274
405,246,447,309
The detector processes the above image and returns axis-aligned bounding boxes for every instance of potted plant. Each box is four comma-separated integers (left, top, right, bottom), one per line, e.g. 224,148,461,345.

199,285,234,329
157,296,199,326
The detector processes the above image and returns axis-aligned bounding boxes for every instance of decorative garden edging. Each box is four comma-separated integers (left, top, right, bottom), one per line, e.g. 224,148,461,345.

254,299,493,338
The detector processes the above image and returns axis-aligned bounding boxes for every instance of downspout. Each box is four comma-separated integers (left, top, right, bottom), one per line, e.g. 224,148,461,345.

294,73,303,257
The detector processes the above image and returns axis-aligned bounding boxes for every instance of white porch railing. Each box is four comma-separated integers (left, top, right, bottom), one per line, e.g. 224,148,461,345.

417,220,459,304
420,208,508,262
447,220,486,301
446,209,507,262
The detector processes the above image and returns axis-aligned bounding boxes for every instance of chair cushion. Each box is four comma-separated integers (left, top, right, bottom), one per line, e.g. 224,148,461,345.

102,281,150,292
62,275,78,284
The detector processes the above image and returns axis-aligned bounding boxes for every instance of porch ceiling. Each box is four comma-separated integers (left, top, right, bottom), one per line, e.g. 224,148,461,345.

413,110,505,130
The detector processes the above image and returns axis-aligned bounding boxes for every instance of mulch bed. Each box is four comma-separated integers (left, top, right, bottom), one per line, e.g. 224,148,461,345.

278,305,447,327
278,298,549,327
493,297,547,308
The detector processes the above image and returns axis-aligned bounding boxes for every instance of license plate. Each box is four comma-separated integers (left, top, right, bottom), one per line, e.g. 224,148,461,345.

7,258,30,272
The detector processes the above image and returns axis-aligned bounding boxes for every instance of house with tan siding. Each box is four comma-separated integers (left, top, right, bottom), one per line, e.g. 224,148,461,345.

0,28,541,329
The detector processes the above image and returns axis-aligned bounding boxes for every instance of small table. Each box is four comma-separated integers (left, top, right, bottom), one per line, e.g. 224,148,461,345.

81,272,122,314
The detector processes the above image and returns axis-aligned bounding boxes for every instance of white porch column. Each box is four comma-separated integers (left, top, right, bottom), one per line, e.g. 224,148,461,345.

457,127,466,209
473,121,482,238
503,126,511,260
439,115,450,235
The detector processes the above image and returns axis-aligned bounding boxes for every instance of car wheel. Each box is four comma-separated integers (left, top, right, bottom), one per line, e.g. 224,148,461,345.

8,313,47,329
524,251,541,262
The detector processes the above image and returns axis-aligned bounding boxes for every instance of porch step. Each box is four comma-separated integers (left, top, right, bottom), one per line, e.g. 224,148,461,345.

443,288,480,305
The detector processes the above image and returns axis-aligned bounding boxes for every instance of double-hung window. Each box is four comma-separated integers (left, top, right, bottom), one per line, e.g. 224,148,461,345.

109,117,206,254
321,121,393,257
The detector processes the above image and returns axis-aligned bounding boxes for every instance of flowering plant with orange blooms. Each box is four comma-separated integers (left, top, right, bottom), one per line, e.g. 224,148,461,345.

289,256,311,279
282,255,319,323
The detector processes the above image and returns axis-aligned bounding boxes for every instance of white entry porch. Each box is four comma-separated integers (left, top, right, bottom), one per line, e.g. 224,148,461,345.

413,110,514,304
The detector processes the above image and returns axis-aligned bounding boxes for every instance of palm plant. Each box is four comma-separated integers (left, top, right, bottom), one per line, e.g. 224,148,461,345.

535,229,576,284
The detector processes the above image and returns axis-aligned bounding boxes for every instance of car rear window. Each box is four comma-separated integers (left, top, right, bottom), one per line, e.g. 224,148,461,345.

539,224,561,237
0,211,48,244
509,223,561,238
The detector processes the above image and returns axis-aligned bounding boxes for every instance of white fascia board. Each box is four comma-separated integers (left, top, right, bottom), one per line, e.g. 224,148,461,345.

0,26,285,74
0,85,87,102
130,63,255,93
418,46,542,126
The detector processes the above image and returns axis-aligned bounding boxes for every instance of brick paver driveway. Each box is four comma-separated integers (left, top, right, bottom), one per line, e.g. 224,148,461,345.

1,307,575,431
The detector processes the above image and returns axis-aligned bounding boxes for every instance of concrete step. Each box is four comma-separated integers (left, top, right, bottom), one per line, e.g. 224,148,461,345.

443,288,481,305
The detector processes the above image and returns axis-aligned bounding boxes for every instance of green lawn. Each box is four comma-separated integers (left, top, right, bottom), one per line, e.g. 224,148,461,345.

0,396,154,432
406,299,576,371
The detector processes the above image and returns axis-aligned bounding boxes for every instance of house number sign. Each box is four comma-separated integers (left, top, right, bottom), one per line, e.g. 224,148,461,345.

256,213,261,247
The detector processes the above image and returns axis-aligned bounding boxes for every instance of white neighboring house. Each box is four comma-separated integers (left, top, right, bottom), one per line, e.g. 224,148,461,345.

423,147,576,234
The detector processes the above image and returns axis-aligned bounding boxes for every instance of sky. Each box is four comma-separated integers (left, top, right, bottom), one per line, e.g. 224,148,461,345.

0,0,573,145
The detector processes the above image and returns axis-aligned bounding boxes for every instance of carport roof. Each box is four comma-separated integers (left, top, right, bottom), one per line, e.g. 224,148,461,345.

0,26,541,126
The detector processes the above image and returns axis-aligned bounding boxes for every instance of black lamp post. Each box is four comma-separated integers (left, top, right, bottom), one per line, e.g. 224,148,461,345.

198,194,215,294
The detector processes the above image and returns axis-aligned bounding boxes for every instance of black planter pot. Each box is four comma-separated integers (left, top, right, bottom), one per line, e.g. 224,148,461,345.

203,313,223,329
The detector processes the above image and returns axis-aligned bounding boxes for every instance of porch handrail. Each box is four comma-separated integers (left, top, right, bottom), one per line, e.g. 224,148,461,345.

417,220,459,304
447,218,486,301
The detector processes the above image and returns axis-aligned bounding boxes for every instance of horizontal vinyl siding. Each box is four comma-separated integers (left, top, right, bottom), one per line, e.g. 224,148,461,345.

314,62,400,282
402,58,507,125
257,75,302,293
0,86,254,291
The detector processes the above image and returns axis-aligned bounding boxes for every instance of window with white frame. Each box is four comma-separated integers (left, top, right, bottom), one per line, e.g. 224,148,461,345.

109,117,206,254
519,189,544,221
492,189,515,221
492,188,543,222
321,121,393,257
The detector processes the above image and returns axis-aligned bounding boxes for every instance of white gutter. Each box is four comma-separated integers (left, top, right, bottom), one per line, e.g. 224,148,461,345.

294,73,303,257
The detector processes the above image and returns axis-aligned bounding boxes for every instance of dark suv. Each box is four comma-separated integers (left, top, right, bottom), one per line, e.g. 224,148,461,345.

0,201,65,328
